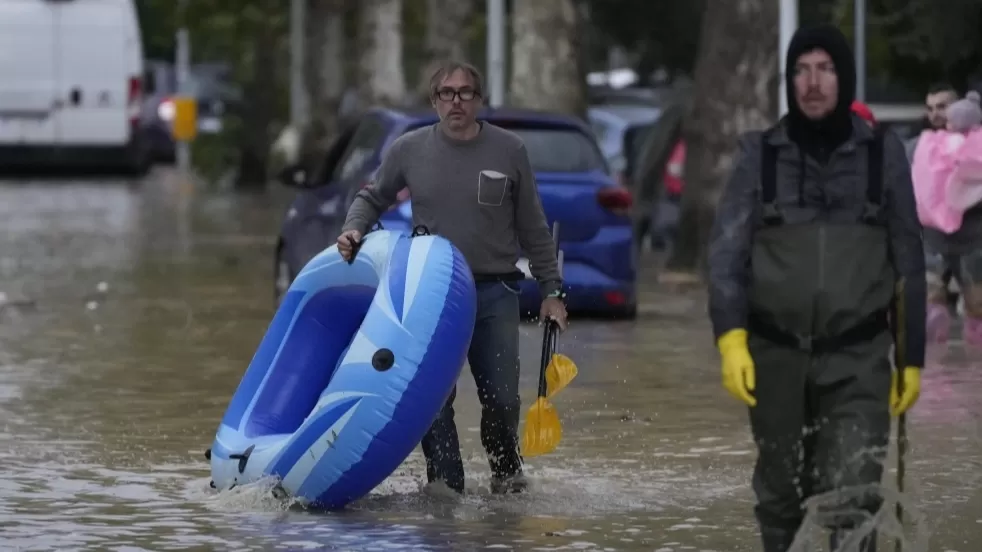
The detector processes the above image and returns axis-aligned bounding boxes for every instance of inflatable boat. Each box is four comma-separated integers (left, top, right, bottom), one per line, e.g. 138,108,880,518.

207,228,476,509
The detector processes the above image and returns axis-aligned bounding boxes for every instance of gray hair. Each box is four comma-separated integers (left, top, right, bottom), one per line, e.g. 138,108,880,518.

428,60,485,98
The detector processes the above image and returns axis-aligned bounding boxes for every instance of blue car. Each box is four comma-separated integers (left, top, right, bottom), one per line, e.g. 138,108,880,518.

275,106,637,318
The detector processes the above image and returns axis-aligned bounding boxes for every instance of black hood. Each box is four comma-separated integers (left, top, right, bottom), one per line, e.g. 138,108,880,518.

784,24,856,154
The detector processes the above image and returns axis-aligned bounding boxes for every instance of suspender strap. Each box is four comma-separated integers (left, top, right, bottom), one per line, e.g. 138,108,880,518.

862,127,885,223
760,130,783,224
760,126,886,225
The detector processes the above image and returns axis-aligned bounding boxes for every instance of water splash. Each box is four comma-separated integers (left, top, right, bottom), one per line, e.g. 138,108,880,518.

197,476,299,513
790,484,929,551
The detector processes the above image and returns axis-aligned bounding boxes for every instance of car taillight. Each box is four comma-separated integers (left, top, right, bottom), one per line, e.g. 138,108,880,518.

127,76,141,126
597,186,632,216
603,290,627,305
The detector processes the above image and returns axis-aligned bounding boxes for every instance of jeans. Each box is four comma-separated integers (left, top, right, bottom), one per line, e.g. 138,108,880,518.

925,252,963,309
927,249,982,314
420,280,523,492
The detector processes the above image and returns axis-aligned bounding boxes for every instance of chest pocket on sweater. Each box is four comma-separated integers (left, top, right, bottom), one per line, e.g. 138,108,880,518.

478,170,511,206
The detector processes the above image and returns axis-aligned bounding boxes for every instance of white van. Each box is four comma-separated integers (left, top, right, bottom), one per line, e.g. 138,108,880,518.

0,0,148,173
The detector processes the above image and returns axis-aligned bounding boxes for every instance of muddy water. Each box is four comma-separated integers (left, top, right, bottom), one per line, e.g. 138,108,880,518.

0,172,980,551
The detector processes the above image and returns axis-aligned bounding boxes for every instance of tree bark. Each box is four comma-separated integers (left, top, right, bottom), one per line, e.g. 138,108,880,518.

358,0,407,107
509,0,585,116
235,13,282,191
303,0,347,157
665,0,778,273
413,0,474,103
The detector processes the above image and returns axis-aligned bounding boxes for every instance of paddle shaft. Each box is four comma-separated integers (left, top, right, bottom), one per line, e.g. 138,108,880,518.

553,221,564,282
536,221,563,399
537,321,557,397
895,413,906,552
894,362,906,552
893,281,907,552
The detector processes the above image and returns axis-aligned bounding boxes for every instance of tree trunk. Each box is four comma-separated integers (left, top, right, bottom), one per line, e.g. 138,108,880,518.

303,0,347,159
413,0,474,103
509,0,584,116
358,0,407,107
665,0,778,274
236,18,282,191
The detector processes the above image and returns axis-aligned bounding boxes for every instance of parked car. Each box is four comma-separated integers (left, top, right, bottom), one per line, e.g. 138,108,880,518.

587,104,686,251
275,107,638,318
140,61,242,163
0,0,149,174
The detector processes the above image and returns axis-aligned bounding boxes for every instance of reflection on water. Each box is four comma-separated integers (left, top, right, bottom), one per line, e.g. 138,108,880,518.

0,172,981,551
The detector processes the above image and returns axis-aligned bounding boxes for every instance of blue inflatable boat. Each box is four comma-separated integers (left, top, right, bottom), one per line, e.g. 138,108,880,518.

208,228,477,509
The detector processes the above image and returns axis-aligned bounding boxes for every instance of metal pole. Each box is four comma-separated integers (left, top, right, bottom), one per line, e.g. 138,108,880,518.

855,0,866,101
175,4,191,173
290,0,307,128
778,0,798,117
487,0,505,108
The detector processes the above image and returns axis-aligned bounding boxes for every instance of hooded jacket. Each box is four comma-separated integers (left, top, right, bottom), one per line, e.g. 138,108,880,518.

707,25,927,368
784,24,857,161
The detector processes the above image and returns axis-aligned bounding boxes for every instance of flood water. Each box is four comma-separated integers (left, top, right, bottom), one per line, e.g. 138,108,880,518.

1,171,980,551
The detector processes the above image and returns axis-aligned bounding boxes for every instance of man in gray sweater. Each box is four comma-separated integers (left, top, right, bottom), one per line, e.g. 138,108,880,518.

337,60,567,495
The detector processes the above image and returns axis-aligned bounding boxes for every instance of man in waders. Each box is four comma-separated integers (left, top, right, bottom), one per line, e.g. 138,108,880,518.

708,25,925,551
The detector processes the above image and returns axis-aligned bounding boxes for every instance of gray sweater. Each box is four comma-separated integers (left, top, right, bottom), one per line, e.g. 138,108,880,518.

341,122,561,297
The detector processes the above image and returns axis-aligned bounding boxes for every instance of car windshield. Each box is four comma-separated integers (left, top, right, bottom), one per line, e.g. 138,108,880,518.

500,126,607,173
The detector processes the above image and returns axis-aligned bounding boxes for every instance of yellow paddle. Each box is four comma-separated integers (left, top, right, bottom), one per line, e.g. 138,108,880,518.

541,221,578,398
520,319,564,457
520,221,577,457
545,352,578,398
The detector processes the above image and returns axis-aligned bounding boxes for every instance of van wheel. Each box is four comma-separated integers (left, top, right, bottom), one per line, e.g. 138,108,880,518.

123,149,151,177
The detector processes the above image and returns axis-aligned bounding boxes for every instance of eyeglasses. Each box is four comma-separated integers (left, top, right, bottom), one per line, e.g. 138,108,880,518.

435,87,478,102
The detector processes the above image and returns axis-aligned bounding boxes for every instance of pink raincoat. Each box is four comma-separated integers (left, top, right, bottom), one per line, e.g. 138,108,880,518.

912,128,982,234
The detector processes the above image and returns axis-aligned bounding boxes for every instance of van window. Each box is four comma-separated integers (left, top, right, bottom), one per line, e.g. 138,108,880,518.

332,116,388,182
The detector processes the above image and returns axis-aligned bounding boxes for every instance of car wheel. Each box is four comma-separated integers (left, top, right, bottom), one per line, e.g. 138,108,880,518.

123,136,152,177
274,247,294,305
617,302,638,319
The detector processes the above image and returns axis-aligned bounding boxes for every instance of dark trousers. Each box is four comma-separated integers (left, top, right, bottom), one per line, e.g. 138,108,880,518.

420,281,523,492
748,334,893,552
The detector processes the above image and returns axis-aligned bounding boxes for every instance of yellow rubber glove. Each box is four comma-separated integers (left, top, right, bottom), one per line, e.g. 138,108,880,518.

890,366,921,416
717,329,757,407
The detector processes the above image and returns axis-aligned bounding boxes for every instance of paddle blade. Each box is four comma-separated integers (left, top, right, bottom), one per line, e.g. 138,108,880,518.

520,398,562,457
545,353,578,398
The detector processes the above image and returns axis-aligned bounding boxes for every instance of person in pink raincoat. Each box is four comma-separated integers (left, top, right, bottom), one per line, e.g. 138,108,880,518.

911,90,982,345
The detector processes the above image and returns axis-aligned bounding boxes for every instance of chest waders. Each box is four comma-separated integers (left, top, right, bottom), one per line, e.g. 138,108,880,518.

747,129,895,552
